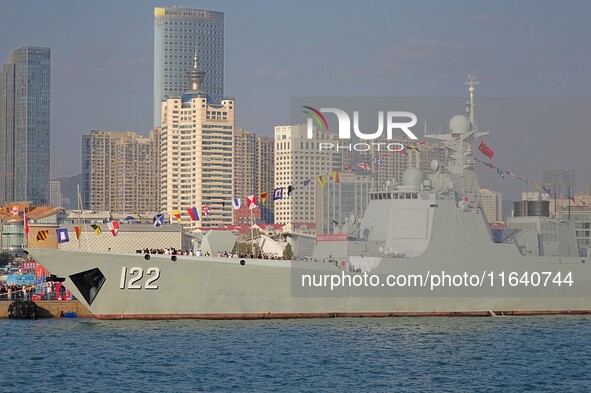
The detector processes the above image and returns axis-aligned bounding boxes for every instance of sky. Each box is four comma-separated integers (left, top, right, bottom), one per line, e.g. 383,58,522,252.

1,0,590,200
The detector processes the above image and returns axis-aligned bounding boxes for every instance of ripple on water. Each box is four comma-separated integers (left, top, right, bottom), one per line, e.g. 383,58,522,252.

1,316,591,391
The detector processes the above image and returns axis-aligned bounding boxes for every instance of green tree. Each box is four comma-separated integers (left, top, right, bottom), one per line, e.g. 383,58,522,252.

282,243,293,260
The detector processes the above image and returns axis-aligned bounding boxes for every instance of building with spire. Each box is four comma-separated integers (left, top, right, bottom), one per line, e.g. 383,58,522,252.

0,46,51,206
160,52,234,227
154,6,224,127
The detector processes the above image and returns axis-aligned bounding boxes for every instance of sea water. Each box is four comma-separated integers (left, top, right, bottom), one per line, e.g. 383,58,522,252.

1,316,590,392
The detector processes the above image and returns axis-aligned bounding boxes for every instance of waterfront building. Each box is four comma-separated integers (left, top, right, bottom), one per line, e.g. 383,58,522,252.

543,169,575,198
234,129,256,222
160,53,234,227
0,46,51,205
154,6,224,126
256,136,275,223
49,180,63,207
82,130,160,213
480,188,503,223
316,172,373,235
274,125,340,224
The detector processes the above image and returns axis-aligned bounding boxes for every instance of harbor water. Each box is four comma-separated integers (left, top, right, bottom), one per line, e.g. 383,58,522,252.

1,316,590,392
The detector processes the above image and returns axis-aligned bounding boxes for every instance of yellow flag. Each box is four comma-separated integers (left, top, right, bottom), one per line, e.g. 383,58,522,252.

317,175,326,189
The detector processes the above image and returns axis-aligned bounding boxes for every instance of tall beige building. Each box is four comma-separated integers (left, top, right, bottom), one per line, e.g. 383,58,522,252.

274,124,339,224
480,188,503,223
160,54,234,227
82,130,160,213
234,129,256,219
256,136,275,223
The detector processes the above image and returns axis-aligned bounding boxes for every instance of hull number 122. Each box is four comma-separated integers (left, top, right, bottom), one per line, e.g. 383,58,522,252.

120,266,161,290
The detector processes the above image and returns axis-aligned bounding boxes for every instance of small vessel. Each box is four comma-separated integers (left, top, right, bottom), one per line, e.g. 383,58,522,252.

28,81,591,319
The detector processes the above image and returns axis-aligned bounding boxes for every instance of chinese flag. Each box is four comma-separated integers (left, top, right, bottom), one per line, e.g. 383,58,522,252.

478,141,495,160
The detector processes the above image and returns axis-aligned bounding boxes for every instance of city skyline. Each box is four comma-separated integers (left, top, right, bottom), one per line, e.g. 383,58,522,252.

1,1,590,202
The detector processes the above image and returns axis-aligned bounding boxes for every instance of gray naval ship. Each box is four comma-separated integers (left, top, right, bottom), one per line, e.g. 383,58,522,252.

28,83,591,319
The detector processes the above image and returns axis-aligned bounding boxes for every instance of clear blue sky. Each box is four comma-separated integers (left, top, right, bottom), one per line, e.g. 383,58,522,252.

1,0,590,199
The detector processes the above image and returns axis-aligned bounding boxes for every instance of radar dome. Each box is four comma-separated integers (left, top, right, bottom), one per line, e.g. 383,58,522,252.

402,167,425,190
449,115,470,134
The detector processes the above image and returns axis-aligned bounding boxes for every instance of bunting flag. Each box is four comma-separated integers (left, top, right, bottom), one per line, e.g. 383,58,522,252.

396,149,408,156
107,221,119,236
407,145,420,153
172,210,182,223
261,192,268,204
91,224,102,236
36,230,49,241
330,171,340,183
374,158,382,166
56,228,69,243
356,162,370,171
288,185,295,195
23,212,29,238
343,166,354,172
317,175,326,189
202,205,211,216
478,141,495,160
303,179,311,187
542,186,552,195
246,194,257,209
187,207,200,221
232,198,241,210
273,188,283,200
382,153,391,157
74,226,81,239
153,214,165,227
496,168,505,179
530,182,543,191
418,141,428,146
11,205,18,216
570,196,576,204
221,201,226,208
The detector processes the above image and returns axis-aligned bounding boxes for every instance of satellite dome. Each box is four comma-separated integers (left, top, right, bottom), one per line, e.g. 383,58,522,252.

449,115,470,134
402,167,425,190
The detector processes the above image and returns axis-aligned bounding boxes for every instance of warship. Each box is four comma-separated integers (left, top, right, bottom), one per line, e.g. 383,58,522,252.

27,82,591,319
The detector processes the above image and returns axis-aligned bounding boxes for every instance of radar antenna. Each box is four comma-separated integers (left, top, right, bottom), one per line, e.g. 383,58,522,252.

465,74,479,130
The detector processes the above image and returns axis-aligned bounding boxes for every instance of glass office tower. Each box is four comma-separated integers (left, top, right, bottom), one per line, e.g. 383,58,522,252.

0,46,51,205
154,6,224,127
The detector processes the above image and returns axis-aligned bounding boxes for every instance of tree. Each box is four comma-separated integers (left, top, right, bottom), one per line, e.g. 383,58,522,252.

282,243,293,260
0,252,14,267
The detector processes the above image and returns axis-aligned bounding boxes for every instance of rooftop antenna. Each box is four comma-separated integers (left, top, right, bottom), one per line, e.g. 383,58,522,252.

465,74,479,131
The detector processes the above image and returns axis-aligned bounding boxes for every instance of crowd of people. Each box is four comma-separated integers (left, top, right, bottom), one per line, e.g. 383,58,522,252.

0,282,67,301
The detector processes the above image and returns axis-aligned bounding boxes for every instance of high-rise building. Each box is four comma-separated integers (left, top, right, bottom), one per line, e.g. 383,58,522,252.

0,46,51,205
154,6,224,127
234,128,257,220
160,53,234,227
274,125,339,224
316,172,373,235
82,130,160,213
543,169,575,198
256,136,275,223
49,180,63,207
480,188,503,223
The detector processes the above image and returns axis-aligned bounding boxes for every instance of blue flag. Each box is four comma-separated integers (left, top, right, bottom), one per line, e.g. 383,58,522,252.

153,213,165,227
56,228,69,244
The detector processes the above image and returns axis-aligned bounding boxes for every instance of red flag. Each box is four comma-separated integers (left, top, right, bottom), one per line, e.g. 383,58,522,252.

261,192,268,204
356,162,370,171
74,226,81,239
24,213,29,238
107,221,119,236
246,194,257,209
478,141,494,160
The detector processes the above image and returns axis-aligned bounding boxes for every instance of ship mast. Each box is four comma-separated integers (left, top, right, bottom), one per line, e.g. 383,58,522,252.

424,76,488,193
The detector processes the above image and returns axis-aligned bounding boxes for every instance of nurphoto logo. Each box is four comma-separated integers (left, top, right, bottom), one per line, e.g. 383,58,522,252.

303,106,418,152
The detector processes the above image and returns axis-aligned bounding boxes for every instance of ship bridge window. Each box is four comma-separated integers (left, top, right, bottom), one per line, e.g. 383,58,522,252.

406,193,412,199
